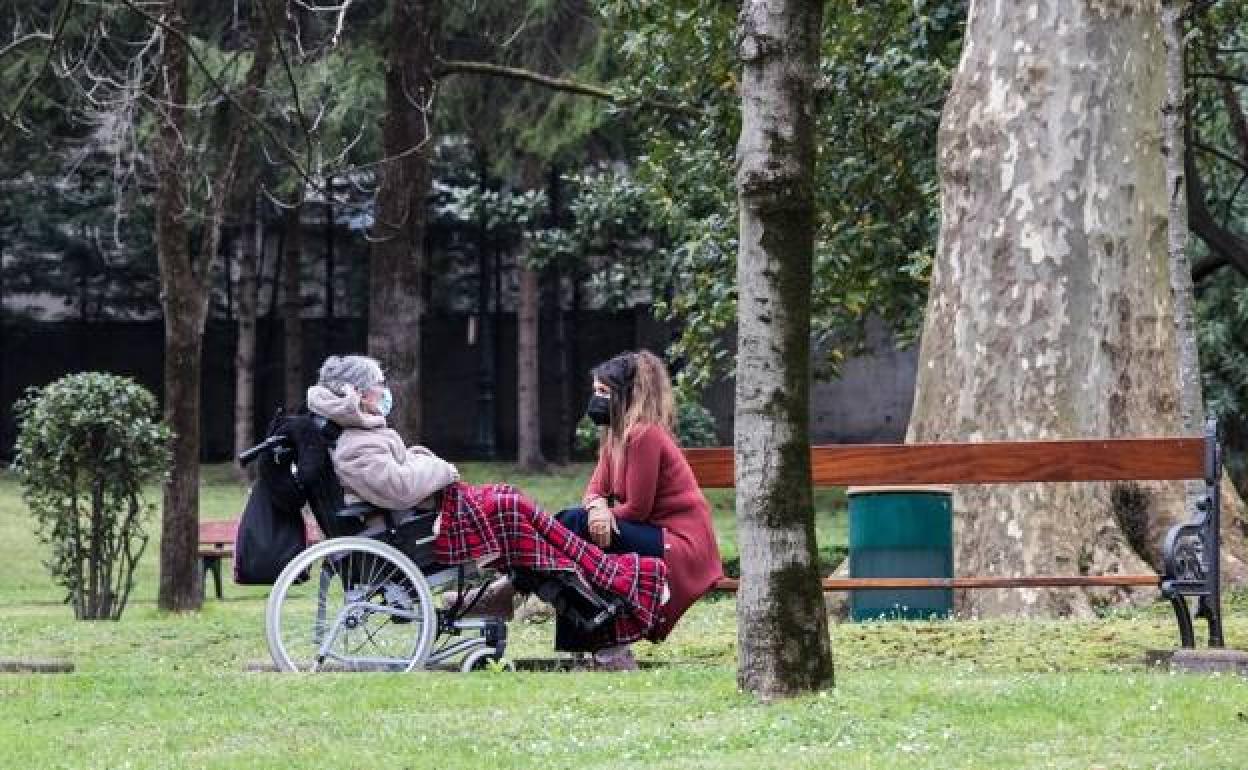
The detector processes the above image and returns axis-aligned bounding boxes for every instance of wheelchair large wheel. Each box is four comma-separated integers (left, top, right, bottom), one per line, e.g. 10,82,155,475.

265,537,437,672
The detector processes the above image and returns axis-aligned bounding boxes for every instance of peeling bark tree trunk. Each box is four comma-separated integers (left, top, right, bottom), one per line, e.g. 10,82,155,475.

1162,2,1201,437
283,203,304,410
733,0,833,697
908,0,1244,619
516,264,545,470
368,0,437,443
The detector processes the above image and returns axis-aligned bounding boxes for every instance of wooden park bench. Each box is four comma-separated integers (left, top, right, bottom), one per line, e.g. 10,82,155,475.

198,518,323,599
687,418,1226,649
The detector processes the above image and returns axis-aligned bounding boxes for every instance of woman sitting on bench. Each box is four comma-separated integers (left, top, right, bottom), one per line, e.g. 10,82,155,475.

305,354,669,652
562,350,723,669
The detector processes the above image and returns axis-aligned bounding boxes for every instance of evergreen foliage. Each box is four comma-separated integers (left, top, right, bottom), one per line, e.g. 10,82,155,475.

553,0,968,390
1197,271,1248,495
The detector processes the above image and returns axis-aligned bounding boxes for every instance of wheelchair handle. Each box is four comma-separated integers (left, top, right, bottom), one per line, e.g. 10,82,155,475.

237,435,288,466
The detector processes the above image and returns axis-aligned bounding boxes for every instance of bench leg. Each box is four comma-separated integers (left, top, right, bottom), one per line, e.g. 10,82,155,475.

1196,595,1224,648
1169,595,1195,649
201,556,224,601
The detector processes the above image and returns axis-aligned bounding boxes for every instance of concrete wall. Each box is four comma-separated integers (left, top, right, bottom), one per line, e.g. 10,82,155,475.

703,318,918,445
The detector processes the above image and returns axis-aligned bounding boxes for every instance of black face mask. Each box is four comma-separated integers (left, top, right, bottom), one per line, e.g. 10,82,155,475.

586,394,611,426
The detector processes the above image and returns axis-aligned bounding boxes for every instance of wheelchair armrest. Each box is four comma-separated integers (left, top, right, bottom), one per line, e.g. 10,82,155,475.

335,501,384,520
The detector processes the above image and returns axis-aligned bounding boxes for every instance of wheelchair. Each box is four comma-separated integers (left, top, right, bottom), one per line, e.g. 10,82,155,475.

240,412,623,673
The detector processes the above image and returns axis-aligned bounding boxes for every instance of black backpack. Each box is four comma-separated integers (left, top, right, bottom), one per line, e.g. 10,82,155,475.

233,412,361,584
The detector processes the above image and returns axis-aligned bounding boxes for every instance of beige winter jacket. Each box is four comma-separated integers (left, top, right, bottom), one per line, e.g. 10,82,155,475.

306,384,459,510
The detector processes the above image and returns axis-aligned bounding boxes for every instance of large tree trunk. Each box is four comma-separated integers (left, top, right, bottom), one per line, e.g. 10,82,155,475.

516,263,545,470
234,204,262,478
733,0,833,698
283,203,304,410
368,0,436,443
907,0,1245,620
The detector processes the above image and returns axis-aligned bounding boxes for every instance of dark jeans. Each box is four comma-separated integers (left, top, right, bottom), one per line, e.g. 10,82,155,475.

556,507,664,558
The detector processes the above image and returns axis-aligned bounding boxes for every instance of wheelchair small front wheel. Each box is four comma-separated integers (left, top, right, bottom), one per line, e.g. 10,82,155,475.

265,537,437,672
460,648,513,673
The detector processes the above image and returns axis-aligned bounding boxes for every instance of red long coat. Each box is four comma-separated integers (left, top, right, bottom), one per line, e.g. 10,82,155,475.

586,424,723,639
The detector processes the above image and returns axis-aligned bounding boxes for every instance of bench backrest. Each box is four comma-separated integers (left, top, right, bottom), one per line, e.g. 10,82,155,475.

684,436,1209,488
198,517,324,546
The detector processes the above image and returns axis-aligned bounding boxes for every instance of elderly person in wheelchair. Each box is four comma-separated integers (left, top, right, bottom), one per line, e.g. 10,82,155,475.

254,354,668,673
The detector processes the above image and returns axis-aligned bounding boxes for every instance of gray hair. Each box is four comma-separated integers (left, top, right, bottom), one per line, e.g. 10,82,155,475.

317,355,385,393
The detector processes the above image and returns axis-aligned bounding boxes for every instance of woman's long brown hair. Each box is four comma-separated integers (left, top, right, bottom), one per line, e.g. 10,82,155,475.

593,350,675,479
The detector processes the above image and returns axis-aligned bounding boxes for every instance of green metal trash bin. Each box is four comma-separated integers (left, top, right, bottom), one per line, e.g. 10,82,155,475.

848,485,953,621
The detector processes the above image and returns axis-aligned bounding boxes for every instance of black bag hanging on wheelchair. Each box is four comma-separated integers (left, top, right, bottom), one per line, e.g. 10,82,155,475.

234,437,309,585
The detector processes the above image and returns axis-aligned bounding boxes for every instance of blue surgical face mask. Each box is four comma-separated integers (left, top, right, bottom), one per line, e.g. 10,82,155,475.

377,386,394,418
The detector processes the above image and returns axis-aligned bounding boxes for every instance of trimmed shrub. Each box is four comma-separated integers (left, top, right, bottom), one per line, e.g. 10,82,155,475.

11,373,171,620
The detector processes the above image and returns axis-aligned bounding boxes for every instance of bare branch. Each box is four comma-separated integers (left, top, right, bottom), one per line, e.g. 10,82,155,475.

112,0,325,194
0,31,53,62
434,58,703,117
1224,170,1248,227
0,0,75,142
290,0,356,50
1193,140,1248,175
1189,143,1248,281
256,0,316,163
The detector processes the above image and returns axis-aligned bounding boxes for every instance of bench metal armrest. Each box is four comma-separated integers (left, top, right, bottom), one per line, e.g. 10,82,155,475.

1159,417,1224,649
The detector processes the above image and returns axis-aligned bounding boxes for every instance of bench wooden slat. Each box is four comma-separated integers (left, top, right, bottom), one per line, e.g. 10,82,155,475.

712,574,1160,592
197,519,323,554
685,437,1205,488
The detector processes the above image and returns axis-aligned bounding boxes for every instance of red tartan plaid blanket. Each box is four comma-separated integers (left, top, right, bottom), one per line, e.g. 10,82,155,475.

434,482,669,646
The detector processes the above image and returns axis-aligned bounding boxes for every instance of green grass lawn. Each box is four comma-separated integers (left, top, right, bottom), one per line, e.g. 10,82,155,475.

1,465,1246,769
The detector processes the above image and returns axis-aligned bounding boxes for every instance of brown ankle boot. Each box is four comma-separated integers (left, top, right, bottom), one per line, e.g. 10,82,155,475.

446,576,515,620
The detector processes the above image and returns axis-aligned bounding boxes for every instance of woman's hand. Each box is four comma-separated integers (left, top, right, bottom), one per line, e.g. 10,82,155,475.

584,494,607,511
587,506,616,548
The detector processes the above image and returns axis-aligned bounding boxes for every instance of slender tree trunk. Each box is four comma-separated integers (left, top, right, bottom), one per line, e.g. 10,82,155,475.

516,263,545,470
369,0,437,443
283,204,305,410
549,166,571,465
473,154,497,459
324,175,335,353
733,0,833,698
907,0,1245,620
234,202,262,478
1162,1,1206,510
569,264,583,455
153,0,202,611
515,160,546,471
552,265,571,465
